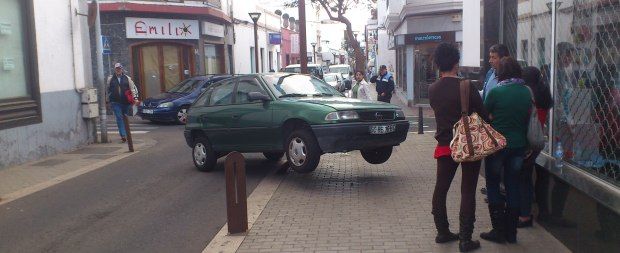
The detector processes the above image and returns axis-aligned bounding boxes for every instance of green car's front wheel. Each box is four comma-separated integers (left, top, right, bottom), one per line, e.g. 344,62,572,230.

285,129,321,173
361,146,393,164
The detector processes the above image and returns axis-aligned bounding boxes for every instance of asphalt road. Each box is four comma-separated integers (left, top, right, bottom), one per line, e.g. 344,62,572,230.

0,120,276,253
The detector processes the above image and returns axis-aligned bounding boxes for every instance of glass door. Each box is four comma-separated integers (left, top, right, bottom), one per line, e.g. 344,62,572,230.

135,43,194,98
141,45,161,98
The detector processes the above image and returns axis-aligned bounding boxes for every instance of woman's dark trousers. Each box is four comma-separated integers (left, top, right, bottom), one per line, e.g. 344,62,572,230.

432,157,481,250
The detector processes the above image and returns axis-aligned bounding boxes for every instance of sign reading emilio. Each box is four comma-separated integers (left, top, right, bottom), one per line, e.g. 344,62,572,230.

126,17,199,40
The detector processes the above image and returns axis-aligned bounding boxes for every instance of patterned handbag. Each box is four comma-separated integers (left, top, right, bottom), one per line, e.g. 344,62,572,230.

450,80,507,162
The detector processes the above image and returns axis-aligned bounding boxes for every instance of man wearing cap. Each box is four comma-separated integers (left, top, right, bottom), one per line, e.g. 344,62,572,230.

370,65,395,103
107,63,139,143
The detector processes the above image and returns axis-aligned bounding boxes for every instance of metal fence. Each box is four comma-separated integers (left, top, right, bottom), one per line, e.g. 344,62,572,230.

504,0,620,186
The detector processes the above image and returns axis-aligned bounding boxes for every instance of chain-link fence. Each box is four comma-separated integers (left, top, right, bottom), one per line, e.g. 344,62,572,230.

504,0,620,186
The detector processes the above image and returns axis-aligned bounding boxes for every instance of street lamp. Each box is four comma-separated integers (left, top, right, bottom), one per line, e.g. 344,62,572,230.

310,42,317,64
249,12,261,73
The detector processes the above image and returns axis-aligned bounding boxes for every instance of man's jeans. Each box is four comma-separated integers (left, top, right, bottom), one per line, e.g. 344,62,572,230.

485,147,526,209
111,102,130,138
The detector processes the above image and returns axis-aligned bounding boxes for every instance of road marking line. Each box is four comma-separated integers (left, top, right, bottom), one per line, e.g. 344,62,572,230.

202,168,285,253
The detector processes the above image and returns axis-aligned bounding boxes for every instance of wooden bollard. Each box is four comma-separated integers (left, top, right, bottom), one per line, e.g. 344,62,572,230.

225,152,248,234
123,115,134,152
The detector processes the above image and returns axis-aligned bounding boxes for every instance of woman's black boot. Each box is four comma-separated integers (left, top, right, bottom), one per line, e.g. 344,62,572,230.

433,210,459,243
480,204,506,243
459,214,481,252
505,208,519,243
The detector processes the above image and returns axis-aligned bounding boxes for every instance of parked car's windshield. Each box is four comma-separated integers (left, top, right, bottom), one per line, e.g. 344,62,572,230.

282,67,322,78
324,75,337,82
264,75,343,98
329,67,349,75
167,79,202,93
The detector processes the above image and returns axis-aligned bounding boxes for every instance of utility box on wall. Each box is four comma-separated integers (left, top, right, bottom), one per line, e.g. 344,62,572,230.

81,88,99,118
81,88,98,103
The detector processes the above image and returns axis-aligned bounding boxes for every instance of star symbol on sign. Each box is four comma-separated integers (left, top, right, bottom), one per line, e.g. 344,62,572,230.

180,23,192,36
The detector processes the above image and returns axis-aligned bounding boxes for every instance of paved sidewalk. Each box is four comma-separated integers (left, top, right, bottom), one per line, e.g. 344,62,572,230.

0,133,156,205
230,134,569,252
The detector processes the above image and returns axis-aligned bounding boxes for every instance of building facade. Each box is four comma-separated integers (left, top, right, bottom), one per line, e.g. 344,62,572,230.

94,0,232,99
472,0,620,250
232,4,281,74
0,0,94,169
384,0,463,106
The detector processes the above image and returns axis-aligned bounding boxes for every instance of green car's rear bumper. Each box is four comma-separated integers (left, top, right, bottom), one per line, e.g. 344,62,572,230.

311,120,410,153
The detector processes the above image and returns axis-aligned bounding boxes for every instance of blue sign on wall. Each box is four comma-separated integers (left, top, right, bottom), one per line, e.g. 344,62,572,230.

102,36,111,55
269,33,282,45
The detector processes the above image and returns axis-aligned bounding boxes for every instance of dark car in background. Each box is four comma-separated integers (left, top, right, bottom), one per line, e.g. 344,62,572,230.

138,75,232,124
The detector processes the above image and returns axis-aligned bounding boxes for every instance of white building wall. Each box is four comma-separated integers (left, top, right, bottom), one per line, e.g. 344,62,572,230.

0,0,94,169
232,3,281,74
376,0,396,74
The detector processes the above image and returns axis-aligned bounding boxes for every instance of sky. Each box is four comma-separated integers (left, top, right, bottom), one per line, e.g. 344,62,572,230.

256,0,372,53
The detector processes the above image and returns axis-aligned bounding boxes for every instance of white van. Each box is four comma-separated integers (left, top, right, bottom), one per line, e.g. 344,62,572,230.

329,64,353,81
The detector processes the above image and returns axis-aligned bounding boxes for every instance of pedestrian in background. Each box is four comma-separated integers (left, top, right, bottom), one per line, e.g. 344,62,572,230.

481,57,531,244
107,63,139,143
482,44,510,100
370,65,395,103
518,66,553,228
429,43,488,252
350,70,372,101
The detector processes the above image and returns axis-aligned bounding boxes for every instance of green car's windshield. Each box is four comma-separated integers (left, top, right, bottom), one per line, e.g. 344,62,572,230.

264,75,343,98
167,79,202,93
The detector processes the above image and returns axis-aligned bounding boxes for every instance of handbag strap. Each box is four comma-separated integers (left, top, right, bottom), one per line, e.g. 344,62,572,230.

459,80,471,115
459,80,475,157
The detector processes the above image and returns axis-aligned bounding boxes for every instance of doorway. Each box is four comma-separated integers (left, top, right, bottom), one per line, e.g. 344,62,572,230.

132,43,194,98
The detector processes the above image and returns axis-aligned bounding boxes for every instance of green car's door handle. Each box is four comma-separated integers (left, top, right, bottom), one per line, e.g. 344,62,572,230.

232,115,240,119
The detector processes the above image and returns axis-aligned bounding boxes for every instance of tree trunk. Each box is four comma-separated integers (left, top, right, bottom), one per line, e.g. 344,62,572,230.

343,20,366,73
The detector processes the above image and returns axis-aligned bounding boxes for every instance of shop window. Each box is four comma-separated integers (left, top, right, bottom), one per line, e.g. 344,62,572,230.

552,0,620,186
0,0,40,130
205,44,222,74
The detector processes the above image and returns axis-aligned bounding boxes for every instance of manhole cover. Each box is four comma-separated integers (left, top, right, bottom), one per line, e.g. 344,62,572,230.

68,147,121,154
32,159,69,167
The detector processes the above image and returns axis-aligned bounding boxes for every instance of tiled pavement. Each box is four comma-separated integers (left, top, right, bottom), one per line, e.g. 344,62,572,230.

236,133,570,252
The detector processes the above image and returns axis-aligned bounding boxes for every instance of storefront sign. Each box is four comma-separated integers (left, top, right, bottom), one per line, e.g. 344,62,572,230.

202,22,224,38
126,17,199,40
269,33,282,45
404,32,455,45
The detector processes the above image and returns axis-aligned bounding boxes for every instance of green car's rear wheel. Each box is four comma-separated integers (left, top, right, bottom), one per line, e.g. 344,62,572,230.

285,129,320,173
193,136,217,172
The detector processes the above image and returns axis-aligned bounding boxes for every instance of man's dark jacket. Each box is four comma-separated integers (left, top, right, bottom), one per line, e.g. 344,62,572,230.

371,72,395,98
108,74,132,105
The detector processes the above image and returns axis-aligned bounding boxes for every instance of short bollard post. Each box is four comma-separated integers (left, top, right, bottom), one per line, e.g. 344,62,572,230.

225,152,248,234
417,106,424,134
123,115,134,152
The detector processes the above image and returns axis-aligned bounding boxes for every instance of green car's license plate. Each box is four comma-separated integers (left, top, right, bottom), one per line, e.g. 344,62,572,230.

369,124,396,135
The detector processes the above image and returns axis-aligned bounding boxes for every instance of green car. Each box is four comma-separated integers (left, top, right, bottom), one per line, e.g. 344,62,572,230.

184,73,409,173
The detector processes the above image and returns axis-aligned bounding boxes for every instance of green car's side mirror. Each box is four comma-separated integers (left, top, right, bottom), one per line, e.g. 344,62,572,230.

248,92,271,102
